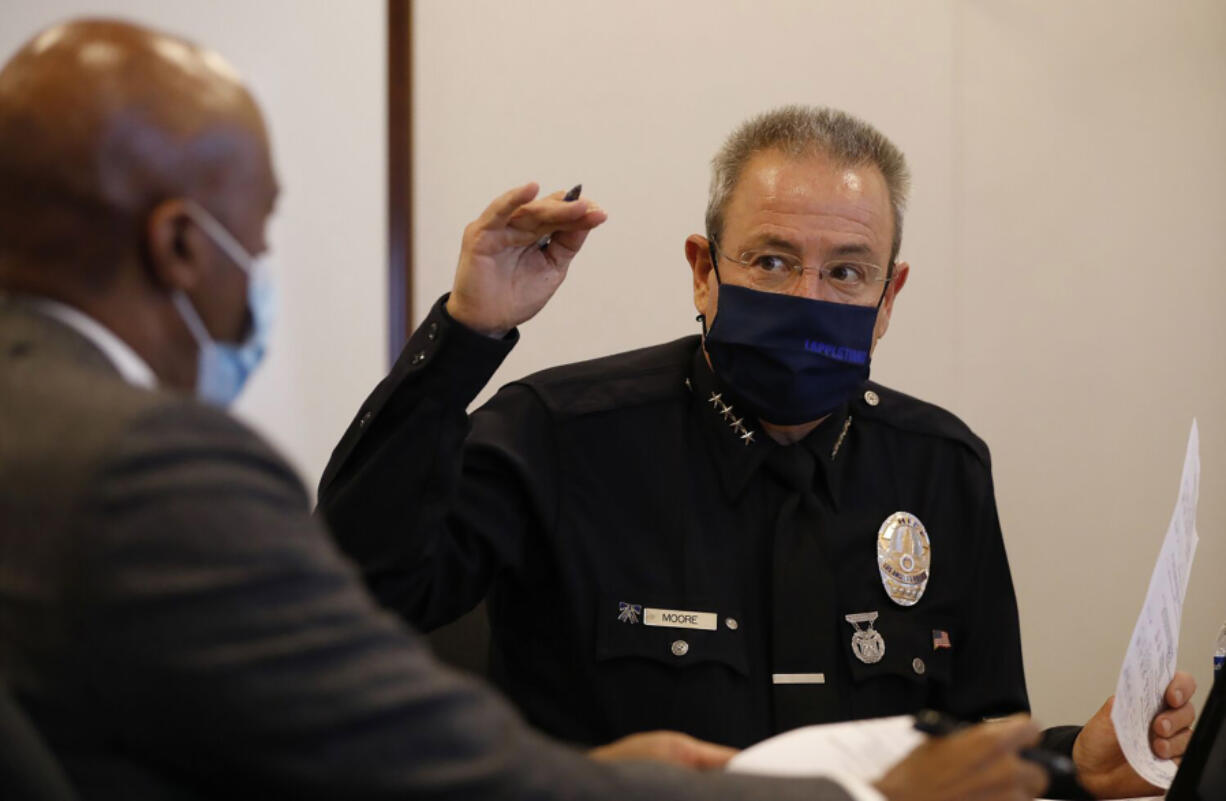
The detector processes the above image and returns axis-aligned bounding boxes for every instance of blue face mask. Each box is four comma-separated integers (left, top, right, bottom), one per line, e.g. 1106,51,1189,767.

171,202,275,407
702,277,883,427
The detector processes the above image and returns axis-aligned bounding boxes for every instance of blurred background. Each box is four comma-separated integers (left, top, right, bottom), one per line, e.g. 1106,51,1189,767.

2,0,1222,731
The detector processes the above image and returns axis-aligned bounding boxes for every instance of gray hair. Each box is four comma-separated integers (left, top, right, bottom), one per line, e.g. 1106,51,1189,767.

705,105,911,265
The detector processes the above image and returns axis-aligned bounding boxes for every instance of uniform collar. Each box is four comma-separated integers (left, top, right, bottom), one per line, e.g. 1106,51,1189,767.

24,296,157,389
797,398,853,512
687,344,855,509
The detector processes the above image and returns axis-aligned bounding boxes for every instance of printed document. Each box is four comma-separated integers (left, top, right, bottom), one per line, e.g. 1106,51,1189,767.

1110,420,1200,788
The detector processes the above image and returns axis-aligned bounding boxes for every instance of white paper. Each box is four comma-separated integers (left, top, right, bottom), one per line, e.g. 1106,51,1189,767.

728,715,922,780
1110,419,1200,788
728,714,1162,801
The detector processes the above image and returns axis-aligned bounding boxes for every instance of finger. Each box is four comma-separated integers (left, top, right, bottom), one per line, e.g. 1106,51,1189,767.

548,209,608,255
1152,729,1193,759
590,731,738,769
478,182,540,229
547,227,593,259
1152,700,1196,737
1165,671,1196,708
503,205,606,251
588,732,654,763
508,197,601,234
954,714,1042,762
501,223,591,251
677,737,739,769
968,753,1047,801
1018,757,1049,798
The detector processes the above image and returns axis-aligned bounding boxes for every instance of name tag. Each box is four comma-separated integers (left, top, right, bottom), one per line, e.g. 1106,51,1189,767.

643,607,717,631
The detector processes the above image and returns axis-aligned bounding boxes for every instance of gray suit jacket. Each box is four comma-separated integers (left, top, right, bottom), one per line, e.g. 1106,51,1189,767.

0,298,853,800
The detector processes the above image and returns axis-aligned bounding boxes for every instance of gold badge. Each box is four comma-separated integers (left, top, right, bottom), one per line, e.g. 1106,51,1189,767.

876,511,931,606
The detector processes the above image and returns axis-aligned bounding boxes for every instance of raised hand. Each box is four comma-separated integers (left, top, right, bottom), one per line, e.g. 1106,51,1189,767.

446,182,607,338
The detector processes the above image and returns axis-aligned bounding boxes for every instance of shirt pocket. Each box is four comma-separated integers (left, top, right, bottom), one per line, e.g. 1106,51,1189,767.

841,607,955,719
595,594,748,674
592,593,750,740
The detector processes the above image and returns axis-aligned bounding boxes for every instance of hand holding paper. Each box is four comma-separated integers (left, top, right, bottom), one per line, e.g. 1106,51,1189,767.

1080,420,1201,795
1073,671,1196,798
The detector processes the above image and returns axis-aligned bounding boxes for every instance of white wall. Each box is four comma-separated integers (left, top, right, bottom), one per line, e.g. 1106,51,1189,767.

0,0,386,489
414,0,1226,725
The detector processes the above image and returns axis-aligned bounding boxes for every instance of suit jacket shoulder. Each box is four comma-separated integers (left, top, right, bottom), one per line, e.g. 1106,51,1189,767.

1,302,168,557
0,300,298,532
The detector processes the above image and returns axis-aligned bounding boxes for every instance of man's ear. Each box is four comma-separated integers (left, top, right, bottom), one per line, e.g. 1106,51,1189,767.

873,260,910,345
685,234,717,321
145,199,210,293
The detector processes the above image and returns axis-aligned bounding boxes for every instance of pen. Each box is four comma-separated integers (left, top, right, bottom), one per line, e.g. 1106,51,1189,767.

536,183,583,250
913,710,1081,789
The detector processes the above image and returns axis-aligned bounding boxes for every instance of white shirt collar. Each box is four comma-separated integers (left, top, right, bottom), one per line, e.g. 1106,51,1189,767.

28,297,158,389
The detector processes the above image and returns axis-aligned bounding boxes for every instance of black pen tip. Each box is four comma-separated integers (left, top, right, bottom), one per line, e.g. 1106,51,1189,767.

565,183,582,201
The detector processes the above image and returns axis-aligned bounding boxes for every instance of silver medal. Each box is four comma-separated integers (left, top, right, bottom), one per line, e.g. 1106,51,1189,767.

845,611,885,664
876,511,931,607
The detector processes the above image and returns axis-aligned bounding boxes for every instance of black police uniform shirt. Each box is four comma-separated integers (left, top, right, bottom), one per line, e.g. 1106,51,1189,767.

319,296,1036,750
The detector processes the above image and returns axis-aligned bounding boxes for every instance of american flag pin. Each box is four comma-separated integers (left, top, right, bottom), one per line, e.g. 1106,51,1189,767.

932,629,951,650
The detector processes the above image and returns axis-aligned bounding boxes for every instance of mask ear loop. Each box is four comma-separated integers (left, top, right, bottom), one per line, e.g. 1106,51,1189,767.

697,236,724,334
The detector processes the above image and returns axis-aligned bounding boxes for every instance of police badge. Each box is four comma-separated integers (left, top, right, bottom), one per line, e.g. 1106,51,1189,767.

877,511,931,606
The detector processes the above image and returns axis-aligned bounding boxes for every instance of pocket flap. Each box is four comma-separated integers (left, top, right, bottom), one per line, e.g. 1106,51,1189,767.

595,594,748,676
842,608,954,685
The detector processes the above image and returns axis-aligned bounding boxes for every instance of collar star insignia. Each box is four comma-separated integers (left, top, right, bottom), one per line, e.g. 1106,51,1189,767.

706,392,756,447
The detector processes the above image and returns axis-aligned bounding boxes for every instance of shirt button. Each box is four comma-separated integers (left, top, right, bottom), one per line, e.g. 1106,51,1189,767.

410,351,426,366
725,617,739,631
427,322,439,341
358,410,373,428
864,390,880,406
670,639,689,657
912,657,926,675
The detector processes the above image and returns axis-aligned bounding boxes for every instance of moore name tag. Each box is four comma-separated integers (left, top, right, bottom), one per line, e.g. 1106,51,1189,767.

643,608,718,631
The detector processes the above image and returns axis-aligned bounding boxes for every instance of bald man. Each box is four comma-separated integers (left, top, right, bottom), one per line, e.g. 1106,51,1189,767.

0,18,1051,801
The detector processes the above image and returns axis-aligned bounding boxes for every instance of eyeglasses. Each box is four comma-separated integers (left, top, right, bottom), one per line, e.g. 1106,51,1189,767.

711,240,892,305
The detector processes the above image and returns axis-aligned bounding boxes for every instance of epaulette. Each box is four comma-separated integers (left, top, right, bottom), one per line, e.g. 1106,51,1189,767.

511,335,699,418
851,381,991,469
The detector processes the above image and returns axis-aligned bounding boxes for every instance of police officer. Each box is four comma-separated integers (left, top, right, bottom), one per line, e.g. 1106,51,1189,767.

319,106,1195,799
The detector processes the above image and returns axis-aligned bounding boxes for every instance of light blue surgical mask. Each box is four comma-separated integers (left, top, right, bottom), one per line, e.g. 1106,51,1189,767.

171,201,275,406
